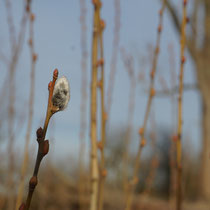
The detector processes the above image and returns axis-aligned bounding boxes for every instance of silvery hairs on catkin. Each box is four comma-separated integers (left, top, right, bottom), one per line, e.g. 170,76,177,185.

52,76,70,111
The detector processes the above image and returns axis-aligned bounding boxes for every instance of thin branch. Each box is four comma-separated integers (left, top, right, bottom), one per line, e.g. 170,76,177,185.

90,1,100,210
15,10,37,210
97,4,107,210
176,1,188,210
124,1,166,210
165,0,197,60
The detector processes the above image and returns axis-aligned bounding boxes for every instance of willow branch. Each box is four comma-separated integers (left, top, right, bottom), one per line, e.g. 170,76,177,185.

124,2,166,210
90,1,100,210
15,11,37,210
176,1,188,210
96,3,107,210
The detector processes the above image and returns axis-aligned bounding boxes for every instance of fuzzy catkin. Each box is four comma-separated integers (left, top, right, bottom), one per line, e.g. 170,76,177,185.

52,76,70,110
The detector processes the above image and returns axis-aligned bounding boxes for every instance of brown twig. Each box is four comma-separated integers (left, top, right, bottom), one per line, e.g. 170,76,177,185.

96,3,107,210
15,10,37,210
19,69,68,210
176,1,188,210
90,1,100,210
6,1,30,209
124,1,166,210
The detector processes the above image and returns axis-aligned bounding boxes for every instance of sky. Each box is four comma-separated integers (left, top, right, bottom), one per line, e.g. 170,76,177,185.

0,0,201,164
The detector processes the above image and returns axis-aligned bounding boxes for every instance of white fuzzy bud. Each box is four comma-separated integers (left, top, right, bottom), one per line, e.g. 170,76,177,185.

52,76,70,111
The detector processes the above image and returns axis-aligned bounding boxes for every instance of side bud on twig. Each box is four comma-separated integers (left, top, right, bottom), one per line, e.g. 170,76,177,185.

43,140,49,156
36,127,44,142
29,176,38,190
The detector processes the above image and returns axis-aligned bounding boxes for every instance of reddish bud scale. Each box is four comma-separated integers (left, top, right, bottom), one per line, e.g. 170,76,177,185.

155,47,159,54
97,80,102,88
183,0,188,6
28,39,33,46
30,13,35,22
101,169,107,177
97,59,104,67
97,141,103,150
36,127,44,141
32,53,37,62
48,81,52,91
159,9,163,16
186,17,190,24
53,68,58,78
29,176,38,189
26,5,30,13
150,88,156,97
150,71,155,79
43,140,49,156
141,138,146,147
138,127,144,136
181,56,186,64
100,19,106,30
158,24,162,33
104,112,108,121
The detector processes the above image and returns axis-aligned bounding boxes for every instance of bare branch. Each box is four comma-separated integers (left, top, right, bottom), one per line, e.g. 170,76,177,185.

165,0,197,60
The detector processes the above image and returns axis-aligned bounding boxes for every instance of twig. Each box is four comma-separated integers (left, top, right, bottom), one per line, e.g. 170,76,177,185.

96,3,107,210
19,69,70,210
15,10,37,210
6,1,30,209
176,1,188,210
90,1,100,210
124,1,166,210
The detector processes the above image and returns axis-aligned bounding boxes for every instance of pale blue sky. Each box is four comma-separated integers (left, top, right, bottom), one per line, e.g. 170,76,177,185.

0,0,200,162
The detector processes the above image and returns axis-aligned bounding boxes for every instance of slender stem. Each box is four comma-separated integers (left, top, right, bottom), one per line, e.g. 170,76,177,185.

97,4,106,210
22,70,58,210
90,1,100,210
176,1,187,210
124,1,166,210
15,11,37,210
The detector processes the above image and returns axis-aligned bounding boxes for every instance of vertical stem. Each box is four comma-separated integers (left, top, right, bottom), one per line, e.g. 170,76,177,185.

15,10,36,210
97,5,106,210
6,1,29,209
22,70,58,210
90,1,100,210
124,1,166,210
176,1,187,210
